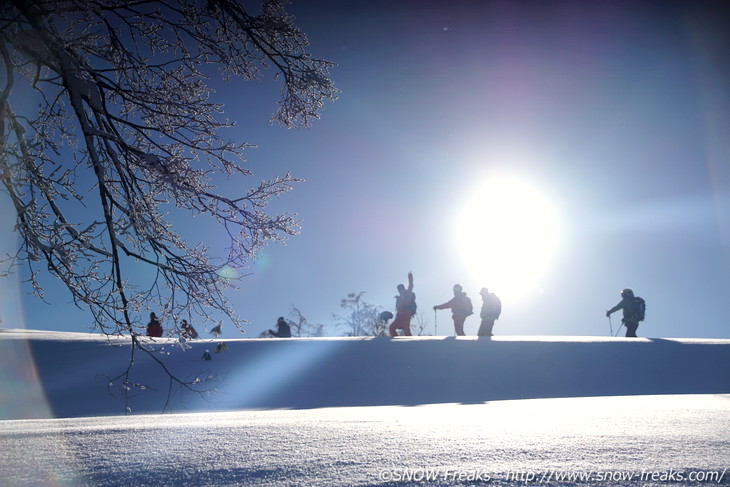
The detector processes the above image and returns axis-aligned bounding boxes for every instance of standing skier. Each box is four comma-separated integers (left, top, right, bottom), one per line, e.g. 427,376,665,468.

390,271,416,337
477,287,502,337
606,288,645,337
434,284,473,336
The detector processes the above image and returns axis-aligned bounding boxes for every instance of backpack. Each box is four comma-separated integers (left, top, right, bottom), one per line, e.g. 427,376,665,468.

634,297,646,321
460,294,473,316
406,292,417,316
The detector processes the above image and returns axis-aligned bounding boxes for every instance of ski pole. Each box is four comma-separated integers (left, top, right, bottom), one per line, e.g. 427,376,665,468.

608,314,613,336
434,309,438,336
614,322,624,337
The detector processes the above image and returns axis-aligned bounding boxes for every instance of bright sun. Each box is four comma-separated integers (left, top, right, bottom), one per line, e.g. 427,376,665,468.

454,175,561,303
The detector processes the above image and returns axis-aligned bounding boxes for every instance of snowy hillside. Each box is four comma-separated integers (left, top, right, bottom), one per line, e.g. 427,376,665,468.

2,329,729,419
2,329,730,487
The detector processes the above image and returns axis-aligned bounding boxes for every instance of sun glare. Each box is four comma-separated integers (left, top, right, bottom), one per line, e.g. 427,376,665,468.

454,176,561,303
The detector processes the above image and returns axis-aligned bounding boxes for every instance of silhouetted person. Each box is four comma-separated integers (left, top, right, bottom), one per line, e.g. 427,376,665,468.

146,312,163,337
378,311,394,336
478,287,502,337
181,319,198,339
434,284,473,336
270,316,292,338
379,311,394,323
606,288,645,337
202,349,212,360
390,271,416,337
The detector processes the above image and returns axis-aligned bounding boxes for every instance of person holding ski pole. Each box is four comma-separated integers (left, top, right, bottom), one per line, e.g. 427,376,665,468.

434,284,473,336
390,271,416,337
270,316,292,338
606,288,645,338
477,287,501,337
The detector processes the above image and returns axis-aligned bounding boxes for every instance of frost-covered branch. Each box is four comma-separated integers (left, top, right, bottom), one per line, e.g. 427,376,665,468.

0,0,337,403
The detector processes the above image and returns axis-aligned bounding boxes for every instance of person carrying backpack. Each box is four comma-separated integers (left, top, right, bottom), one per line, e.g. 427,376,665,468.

477,287,502,337
270,316,292,338
434,284,473,336
146,312,163,338
390,271,416,337
606,288,645,337
378,311,394,336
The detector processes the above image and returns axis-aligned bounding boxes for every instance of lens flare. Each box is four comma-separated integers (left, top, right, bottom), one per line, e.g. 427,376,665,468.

217,265,239,281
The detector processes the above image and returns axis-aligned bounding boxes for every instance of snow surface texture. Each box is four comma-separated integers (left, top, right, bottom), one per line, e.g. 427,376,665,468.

1,330,729,486
1,396,729,486
1,329,729,419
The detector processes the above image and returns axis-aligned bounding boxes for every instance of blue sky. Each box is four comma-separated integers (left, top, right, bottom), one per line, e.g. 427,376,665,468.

2,0,729,339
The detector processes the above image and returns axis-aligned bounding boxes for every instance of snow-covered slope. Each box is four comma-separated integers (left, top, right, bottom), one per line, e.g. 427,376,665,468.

3,396,730,487
1,329,729,419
